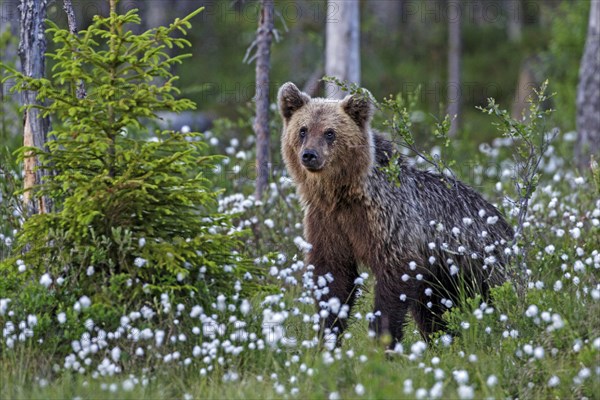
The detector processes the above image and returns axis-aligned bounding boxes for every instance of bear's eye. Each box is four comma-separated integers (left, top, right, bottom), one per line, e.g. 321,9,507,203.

324,129,336,143
299,127,307,139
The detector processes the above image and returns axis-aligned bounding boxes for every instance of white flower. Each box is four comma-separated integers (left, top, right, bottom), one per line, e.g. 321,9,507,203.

40,273,53,288
411,341,427,356
0,298,11,316
429,382,443,398
547,375,560,387
577,367,591,380
403,379,413,394
440,334,453,346
553,280,563,291
122,379,135,391
525,305,538,317
18,261,26,273
486,216,498,225
190,305,203,318
275,384,285,395
453,370,469,384
355,384,365,396
457,385,474,399
111,347,121,362
27,314,38,327
79,296,91,310
134,257,147,268
551,314,564,330
293,236,313,252
415,388,428,399
535,280,544,289
570,227,581,239
486,375,498,387
86,266,95,276
57,312,67,324
240,299,251,315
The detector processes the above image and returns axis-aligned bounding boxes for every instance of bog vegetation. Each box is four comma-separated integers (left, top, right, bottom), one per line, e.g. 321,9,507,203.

1,5,599,400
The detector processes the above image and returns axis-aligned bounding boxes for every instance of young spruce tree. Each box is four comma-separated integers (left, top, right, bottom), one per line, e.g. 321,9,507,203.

1,7,263,318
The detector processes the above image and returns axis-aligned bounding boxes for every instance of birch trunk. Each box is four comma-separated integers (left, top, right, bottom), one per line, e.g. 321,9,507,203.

575,0,600,170
254,0,274,200
19,0,51,215
325,0,360,99
447,0,462,137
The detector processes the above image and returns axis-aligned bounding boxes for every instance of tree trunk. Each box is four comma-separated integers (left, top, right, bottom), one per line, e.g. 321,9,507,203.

447,0,462,137
372,0,402,34
63,0,86,99
325,0,360,99
253,0,274,200
505,0,523,43
512,57,540,120
576,0,600,170
19,0,51,215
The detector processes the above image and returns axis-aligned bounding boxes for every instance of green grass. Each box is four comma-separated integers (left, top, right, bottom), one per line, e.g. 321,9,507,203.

1,159,599,398
2,110,599,399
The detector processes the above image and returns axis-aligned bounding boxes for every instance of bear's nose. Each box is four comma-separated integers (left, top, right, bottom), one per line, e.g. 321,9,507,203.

302,150,319,168
301,149,318,164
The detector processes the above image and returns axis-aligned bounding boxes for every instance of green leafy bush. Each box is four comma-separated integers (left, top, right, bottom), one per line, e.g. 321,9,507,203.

0,7,264,331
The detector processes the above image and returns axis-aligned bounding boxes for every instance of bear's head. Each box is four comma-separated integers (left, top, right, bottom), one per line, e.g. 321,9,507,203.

277,82,375,193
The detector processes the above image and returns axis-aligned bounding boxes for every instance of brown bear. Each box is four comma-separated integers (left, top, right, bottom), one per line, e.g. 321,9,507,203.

278,82,514,347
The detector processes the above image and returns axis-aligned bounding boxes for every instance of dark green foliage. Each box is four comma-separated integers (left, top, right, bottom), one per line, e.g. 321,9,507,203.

0,7,264,321
542,0,590,130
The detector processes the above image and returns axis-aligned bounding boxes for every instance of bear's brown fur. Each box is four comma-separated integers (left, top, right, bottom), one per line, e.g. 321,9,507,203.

278,82,513,346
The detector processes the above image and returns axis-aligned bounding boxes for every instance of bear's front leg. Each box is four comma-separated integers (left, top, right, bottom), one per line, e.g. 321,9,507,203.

304,213,359,346
370,276,412,348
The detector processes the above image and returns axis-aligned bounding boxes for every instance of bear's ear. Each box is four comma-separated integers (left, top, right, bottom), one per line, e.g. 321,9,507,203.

340,91,375,129
278,82,310,122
